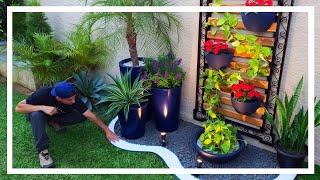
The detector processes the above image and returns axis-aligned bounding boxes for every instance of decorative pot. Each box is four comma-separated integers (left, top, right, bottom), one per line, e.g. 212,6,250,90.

205,52,233,70
274,141,307,168
194,129,246,163
118,103,148,139
119,57,145,83
151,86,181,132
240,12,277,32
231,93,261,116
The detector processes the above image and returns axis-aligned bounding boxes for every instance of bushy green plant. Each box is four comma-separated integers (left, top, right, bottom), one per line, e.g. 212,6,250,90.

265,77,315,153
64,25,113,72
315,99,320,127
143,52,186,89
73,71,108,110
199,118,238,154
82,0,181,67
99,71,150,121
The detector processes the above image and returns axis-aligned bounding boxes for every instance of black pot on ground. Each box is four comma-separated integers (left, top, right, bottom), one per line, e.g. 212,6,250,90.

231,93,261,116
118,103,148,139
194,129,246,163
119,57,145,83
274,141,307,168
151,86,181,132
240,12,277,32
205,52,233,70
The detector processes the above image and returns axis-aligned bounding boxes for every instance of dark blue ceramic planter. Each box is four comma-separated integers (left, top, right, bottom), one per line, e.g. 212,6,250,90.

275,141,307,168
241,12,277,32
194,129,246,163
231,93,261,116
205,52,233,70
118,103,148,139
119,57,145,83
151,86,181,132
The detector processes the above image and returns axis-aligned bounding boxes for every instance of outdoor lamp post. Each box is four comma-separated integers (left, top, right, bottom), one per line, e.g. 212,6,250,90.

160,132,167,147
196,155,203,168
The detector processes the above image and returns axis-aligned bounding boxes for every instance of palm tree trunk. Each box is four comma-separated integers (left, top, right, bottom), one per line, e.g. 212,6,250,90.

125,15,139,67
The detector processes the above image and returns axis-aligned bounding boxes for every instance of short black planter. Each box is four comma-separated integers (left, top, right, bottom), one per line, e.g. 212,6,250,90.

119,57,145,83
205,52,233,70
194,129,246,163
231,93,261,116
118,103,148,139
241,12,277,32
274,141,307,168
151,86,181,132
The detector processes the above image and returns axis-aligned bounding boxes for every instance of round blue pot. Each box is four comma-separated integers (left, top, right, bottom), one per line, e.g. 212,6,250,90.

151,86,181,132
241,12,277,32
194,129,246,163
274,141,307,168
205,52,233,70
118,103,148,139
119,57,145,83
231,93,261,116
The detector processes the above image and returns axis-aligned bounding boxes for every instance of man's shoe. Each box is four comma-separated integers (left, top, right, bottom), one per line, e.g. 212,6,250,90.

39,149,55,168
48,121,67,133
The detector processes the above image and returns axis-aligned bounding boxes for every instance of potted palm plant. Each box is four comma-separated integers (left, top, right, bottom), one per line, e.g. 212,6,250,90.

241,0,277,32
82,0,181,82
100,71,150,139
143,53,186,132
203,40,233,70
231,82,262,115
265,77,318,168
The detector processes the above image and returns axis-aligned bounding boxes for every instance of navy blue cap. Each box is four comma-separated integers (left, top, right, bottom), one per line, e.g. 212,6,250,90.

50,81,76,99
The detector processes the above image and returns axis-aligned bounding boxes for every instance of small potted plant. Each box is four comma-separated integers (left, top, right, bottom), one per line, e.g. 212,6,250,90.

101,71,150,139
194,117,246,163
203,40,233,70
241,0,277,32
143,52,186,132
265,77,318,168
231,81,262,115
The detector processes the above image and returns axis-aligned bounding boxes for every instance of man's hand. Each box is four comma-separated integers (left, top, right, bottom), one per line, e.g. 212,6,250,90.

105,129,120,142
41,106,58,116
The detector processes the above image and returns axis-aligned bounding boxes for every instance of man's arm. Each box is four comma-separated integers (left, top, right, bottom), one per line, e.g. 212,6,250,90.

83,109,119,142
15,99,57,116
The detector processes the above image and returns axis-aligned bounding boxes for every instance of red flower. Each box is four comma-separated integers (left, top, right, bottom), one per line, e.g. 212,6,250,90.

248,90,261,99
204,40,213,52
245,0,273,6
234,91,244,99
242,84,254,92
231,84,240,92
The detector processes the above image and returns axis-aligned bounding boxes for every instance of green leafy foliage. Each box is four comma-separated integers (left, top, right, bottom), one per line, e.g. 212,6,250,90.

265,77,309,153
315,99,320,127
212,0,223,6
199,118,238,154
99,71,150,121
209,13,238,40
73,71,108,110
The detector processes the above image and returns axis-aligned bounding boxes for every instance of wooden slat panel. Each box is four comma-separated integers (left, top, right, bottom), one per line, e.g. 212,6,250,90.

208,17,277,32
216,108,264,127
207,31,275,47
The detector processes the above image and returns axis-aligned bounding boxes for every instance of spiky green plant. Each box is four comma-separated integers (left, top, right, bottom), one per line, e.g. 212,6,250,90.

73,71,108,110
82,0,181,67
98,71,150,121
265,77,310,153
315,98,320,127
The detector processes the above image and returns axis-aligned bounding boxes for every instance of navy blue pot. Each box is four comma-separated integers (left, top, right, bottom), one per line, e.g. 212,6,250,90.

231,93,261,116
119,57,145,83
205,52,233,70
151,86,181,132
118,103,148,139
275,141,307,168
241,12,277,32
194,129,246,163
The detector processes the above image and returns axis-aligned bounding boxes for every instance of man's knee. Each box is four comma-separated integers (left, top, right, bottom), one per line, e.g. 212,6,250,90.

28,111,47,122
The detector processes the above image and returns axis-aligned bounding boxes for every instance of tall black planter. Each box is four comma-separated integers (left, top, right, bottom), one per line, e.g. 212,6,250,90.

118,103,148,139
241,12,277,32
205,52,233,70
274,141,307,168
119,57,145,83
151,86,181,132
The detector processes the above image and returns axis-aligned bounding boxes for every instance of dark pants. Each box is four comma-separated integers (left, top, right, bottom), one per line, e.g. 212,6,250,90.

27,110,86,152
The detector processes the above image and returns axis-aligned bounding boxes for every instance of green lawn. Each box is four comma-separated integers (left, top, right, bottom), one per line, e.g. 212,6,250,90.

0,82,174,179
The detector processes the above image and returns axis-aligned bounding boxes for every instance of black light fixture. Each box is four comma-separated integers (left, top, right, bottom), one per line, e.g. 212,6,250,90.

160,132,167,147
196,155,203,168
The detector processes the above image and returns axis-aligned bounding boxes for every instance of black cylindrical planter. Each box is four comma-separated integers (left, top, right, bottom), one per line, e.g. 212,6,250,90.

241,12,277,32
274,141,307,168
119,57,145,83
118,103,148,139
231,93,261,116
205,52,233,70
151,86,181,132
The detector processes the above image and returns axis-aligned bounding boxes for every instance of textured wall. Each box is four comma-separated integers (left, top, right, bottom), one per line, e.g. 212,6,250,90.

40,0,319,163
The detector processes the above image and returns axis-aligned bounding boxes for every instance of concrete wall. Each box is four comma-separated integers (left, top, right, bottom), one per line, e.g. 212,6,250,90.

39,0,319,163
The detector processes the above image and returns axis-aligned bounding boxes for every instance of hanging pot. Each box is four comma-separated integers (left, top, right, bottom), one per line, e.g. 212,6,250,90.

231,93,261,116
274,141,307,168
119,57,145,83
205,52,233,70
240,12,277,32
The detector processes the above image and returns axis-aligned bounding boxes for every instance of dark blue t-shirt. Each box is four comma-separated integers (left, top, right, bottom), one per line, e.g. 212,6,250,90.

26,87,88,114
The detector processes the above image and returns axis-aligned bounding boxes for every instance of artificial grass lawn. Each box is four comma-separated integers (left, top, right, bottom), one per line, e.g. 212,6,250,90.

0,82,174,179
